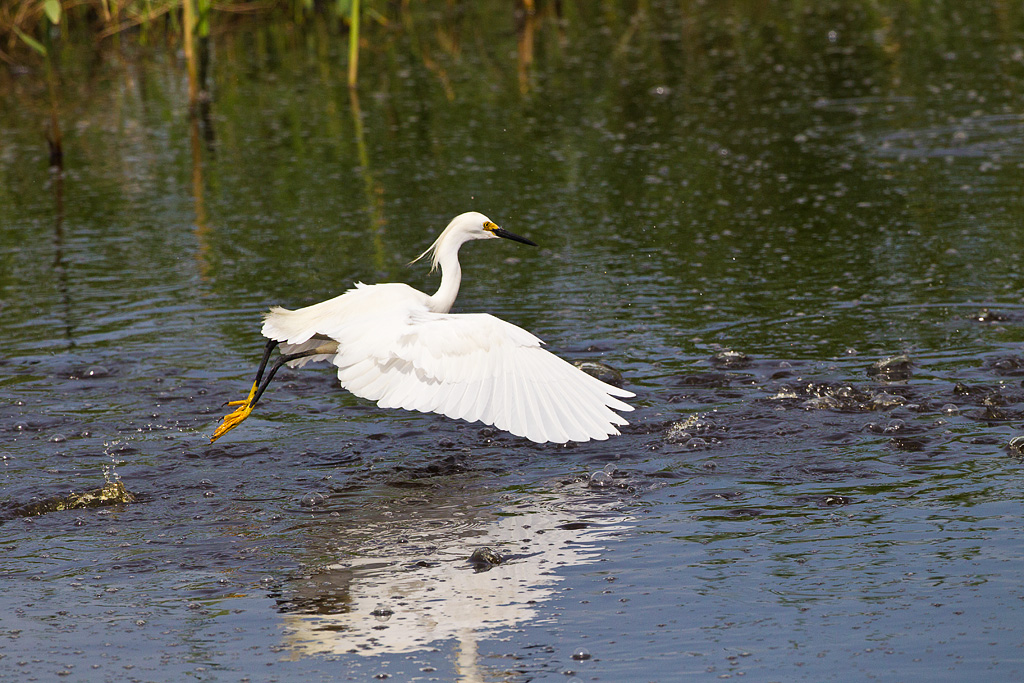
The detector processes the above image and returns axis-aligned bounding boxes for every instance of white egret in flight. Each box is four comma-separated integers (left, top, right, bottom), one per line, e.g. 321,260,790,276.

211,212,634,444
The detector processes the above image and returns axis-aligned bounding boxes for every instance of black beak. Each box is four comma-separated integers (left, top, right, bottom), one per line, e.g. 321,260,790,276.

492,226,538,247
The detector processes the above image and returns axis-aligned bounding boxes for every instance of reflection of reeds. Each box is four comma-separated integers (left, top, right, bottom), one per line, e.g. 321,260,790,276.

515,0,535,95
182,0,199,109
44,40,63,168
347,0,360,89
348,89,387,271
2,0,580,164
52,159,73,345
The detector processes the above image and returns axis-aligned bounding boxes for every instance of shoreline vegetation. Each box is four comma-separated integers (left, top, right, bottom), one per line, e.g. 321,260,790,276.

3,1,1023,173
0,0,550,167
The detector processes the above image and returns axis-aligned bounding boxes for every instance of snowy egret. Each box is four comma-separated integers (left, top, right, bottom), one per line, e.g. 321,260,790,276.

211,212,634,444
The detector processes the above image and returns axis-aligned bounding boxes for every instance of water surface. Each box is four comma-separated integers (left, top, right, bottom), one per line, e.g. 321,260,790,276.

3,2,1024,680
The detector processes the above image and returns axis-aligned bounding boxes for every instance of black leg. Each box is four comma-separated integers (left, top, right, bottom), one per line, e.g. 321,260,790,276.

249,349,323,409
253,339,279,388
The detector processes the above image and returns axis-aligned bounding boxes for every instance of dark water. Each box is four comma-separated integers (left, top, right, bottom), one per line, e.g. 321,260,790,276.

3,2,1024,680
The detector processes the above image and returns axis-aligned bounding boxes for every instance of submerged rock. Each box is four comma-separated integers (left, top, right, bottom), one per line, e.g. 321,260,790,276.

574,361,625,387
13,480,136,518
468,547,503,571
665,413,723,444
867,354,914,381
975,308,1009,323
986,355,1024,376
711,349,751,369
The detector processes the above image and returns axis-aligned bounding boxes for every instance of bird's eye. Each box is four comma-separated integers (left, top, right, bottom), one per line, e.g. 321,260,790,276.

483,221,496,232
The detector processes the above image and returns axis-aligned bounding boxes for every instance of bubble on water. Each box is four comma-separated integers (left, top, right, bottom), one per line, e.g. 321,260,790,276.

299,492,326,508
685,437,708,450
588,470,613,488
85,366,110,378
941,403,959,415
49,433,66,443
603,463,618,475
571,647,591,661
884,419,905,433
1008,436,1024,453
371,604,394,621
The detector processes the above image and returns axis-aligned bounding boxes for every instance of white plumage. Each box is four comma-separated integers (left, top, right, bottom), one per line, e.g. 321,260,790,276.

212,212,634,444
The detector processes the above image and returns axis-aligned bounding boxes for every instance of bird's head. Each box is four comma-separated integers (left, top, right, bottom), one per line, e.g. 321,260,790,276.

413,212,537,272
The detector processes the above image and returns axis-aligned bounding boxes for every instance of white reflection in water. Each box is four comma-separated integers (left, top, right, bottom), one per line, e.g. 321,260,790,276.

280,494,631,678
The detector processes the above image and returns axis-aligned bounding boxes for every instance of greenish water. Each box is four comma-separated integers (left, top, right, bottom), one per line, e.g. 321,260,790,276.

3,2,1024,680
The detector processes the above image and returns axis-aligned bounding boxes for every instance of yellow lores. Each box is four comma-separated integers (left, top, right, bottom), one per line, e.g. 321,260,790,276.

211,211,633,444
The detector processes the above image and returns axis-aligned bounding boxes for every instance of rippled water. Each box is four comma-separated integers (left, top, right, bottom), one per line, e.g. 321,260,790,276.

3,1,1024,680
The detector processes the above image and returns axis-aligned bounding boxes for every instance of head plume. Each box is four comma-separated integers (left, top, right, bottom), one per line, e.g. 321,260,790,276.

410,212,492,273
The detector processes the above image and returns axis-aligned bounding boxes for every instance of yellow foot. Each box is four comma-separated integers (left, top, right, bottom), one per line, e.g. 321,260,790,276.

210,381,258,443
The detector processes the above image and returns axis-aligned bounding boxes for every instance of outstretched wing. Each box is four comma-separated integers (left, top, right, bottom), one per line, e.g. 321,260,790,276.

262,286,634,443
341,310,633,443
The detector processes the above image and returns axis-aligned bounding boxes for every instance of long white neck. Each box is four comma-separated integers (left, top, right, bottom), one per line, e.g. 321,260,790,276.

426,245,462,313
